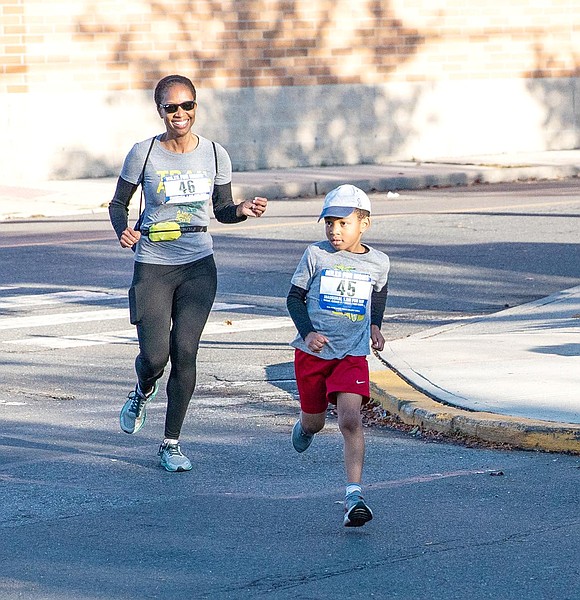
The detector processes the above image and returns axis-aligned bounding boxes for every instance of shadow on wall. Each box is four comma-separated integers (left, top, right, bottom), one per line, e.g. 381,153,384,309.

525,43,580,150
53,150,117,180
54,1,425,178
53,84,423,178
57,2,580,177
203,84,424,172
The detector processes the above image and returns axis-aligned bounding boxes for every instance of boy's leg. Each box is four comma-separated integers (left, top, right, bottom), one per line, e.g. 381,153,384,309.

337,391,373,527
292,410,325,452
292,349,330,452
300,410,326,435
336,392,365,483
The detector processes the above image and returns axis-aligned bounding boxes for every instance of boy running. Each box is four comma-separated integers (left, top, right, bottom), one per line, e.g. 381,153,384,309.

286,184,389,527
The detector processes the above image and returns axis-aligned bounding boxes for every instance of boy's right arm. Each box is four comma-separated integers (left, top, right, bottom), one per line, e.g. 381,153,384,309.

286,285,314,340
286,285,329,353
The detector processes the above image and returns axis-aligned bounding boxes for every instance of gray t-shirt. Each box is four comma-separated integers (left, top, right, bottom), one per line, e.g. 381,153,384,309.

121,134,232,265
290,240,390,359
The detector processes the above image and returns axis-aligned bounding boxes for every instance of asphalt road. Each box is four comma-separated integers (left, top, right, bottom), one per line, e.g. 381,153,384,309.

0,181,579,600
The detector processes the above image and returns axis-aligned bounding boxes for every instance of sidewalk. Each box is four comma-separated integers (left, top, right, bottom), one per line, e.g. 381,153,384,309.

1,149,580,220
369,287,580,454
1,149,579,453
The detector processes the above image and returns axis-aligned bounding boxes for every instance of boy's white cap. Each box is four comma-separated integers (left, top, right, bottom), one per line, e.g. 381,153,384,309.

318,184,371,221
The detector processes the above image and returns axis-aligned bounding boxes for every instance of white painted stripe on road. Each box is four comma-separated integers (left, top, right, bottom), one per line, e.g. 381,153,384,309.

204,317,294,335
211,303,250,312
4,317,295,349
0,308,128,330
0,302,251,331
6,329,137,348
0,287,250,310
0,290,127,308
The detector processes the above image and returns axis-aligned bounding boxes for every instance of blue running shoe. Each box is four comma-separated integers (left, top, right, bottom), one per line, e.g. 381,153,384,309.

119,382,159,434
158,441,192,472
292,420,314,453
343,492,373,527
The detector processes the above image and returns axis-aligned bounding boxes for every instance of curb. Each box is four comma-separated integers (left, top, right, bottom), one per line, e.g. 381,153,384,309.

1,159,579,218
233,164,580,200
232,163,580,199
369,368,580,454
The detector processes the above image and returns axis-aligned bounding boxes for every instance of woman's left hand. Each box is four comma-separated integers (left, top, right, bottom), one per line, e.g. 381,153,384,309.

237,196,268,218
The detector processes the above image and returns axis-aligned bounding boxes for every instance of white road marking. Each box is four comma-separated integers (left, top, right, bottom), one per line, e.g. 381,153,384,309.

7,329,136,349
5,317,294,349
0,290,127,308
0,308,128,330
204,317,294,335
0,302,250,331
0,288,286,349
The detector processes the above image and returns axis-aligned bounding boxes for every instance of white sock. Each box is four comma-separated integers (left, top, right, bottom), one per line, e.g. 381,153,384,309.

164,438,179,446
346,483,362,497
137,383,153,397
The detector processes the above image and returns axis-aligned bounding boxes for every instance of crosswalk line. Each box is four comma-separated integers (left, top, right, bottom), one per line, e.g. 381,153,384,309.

4,317,295,349
6,329,137,349
0,287,288,349
0,289,127,309
0,302,251,331
0,308,128,331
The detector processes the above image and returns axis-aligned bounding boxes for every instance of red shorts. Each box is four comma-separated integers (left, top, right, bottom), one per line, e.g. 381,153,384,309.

294,349,370,414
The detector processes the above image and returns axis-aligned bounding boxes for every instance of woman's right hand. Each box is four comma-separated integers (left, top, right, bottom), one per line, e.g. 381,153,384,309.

119,227,141,249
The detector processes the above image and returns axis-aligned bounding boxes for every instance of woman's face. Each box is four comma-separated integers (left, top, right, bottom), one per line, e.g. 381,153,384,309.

157,83,197,139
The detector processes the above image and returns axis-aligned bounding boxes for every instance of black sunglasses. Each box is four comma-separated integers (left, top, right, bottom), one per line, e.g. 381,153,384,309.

159,101,196,113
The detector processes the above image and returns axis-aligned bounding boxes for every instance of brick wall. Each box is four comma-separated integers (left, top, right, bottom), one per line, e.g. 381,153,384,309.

1,1,579,180
2,0,579,94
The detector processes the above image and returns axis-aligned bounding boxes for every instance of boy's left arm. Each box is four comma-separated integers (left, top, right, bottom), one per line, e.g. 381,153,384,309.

370,324,385,351
370,283,388,351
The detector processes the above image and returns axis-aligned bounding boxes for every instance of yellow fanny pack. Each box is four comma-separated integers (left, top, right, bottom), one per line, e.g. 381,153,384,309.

141,222,208,242
146,221,182,242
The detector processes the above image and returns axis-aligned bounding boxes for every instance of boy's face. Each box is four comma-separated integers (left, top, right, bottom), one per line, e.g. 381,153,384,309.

324,211,370,253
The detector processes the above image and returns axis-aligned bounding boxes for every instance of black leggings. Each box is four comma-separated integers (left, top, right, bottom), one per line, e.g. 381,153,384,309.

129,255,217,439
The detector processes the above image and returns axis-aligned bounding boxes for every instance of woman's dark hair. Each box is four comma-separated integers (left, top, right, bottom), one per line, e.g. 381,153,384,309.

154,75,196,106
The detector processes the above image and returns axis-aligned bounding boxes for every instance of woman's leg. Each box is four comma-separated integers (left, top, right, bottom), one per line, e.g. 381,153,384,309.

131,262,175,393
164,255,217,440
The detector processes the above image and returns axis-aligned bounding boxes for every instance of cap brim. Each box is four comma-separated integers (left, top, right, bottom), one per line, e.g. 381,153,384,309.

318,206,356,221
